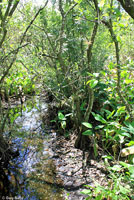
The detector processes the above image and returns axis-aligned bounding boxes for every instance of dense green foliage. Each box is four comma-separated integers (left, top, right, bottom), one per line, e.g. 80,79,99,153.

0,0,134,199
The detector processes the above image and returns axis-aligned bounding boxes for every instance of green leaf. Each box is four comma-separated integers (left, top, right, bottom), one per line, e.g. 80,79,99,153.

58,112,66,121
128,165,134,174
82,130,93,136
82,122,92,128
124,121,134,134
116,106,126,115
50,120,56,123
109,121,119,126
61,121,66,129
80,189,91,195
95,125,105,129
92,112,107,123
125,79,133,84
127,141,134,146
90,79,98,88
107,110,115,120
120,132,131,137
108,164,122,172
74,0,83,3
102,155,113,160
119,161,130,168
96,194,104,200
108,62,115,69
121,126,130,132
119,185,131,194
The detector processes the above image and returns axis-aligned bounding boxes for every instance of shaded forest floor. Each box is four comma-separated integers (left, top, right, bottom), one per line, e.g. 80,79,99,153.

49,131,109,199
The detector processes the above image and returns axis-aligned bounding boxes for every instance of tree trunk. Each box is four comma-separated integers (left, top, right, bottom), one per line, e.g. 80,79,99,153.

118,0,134,20
75,13,99,149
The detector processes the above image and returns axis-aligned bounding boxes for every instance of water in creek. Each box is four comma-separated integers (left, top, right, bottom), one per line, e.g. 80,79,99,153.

1,96,64,200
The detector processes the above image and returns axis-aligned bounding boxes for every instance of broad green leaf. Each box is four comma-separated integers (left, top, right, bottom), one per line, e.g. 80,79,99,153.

82,130,93,136
120,132,131,137
127,141,134,146
121,126,130,132
95,125,105,129
86,79,98,88
80,189,91,195
119,161,130,168
82,122,92,128
109,121,119,126
90,79,98,88
58,112,66,121
92,112,107,123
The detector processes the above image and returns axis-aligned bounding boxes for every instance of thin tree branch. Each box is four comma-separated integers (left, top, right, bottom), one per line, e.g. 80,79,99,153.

0,1,48,84
65,2,78,18
32,23,56,53
1,43,29,62
42,53,57,59
20,0,48,45
57,0,78,55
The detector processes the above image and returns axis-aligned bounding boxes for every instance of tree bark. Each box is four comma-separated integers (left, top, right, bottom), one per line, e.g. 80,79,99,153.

118,0,134,19
75,1,99,149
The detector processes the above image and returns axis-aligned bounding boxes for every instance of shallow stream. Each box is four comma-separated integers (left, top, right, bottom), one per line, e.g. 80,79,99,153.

1,96,64,200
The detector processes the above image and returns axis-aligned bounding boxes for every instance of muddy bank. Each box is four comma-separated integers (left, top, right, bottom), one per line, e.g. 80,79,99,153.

51,133,108,200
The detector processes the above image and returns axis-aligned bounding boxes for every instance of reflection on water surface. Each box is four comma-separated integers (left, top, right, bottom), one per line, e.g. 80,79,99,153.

1,96,63,200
